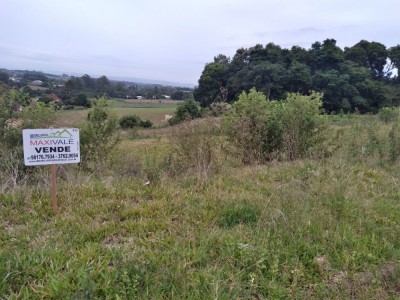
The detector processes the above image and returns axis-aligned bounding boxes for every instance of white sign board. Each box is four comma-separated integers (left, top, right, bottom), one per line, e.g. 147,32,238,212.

22,128,80,166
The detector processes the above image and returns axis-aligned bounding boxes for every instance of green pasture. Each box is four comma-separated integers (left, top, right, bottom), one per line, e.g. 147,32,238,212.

56,99,180,127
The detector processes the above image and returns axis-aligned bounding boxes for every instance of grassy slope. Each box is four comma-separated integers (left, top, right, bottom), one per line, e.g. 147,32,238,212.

1,115,400,298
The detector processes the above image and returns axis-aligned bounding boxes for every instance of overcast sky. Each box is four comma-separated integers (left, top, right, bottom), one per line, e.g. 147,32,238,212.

1,0,399,85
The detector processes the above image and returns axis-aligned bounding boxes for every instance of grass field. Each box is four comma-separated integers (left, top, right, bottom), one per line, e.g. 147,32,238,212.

56,99,182,127
2,112,400,298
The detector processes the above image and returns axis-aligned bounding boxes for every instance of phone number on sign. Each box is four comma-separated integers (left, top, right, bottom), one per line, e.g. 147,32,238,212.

29,153,78,160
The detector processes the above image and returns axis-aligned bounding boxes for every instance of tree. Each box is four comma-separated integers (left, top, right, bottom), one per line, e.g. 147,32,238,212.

355,79,391,111
171,90,185,100
311,39,344,70
194,39,394,113
193,55,229,107
0,71,9,84
80,97,119,171
347,40,388,79
65,78,75,95
74,94,90,107
81,74,95,89
287,46,309,65
113,82,126,98
96,75,111,95
286,62,312,93
344,45,368,66
388,45,400,74
264,43,283,62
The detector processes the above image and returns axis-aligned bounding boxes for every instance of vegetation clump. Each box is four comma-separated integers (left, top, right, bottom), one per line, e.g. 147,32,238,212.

218,202,260,228
79,97,120,171
223,88,324,163
0,87,56,187
194,39,400,113
119,114,153,129
378,107,399,123
168,99,201,125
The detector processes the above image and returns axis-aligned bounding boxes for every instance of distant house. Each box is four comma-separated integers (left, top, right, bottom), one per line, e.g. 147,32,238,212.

162,95,171,99
42,93,63,104
47,93,62,103
137,96,144,100
30,80,43,86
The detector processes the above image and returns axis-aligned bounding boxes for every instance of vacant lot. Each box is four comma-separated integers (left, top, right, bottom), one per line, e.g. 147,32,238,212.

1,113,400,299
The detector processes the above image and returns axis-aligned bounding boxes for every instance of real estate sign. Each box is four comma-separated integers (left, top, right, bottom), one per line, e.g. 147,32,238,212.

22,128,80,166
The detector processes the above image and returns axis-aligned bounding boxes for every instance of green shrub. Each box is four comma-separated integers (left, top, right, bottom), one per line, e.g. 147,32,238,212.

223,88,324,163
378,107,399,123
119,114,141,128
119,115,153,129
280,92,324,160
169,99,200,125
223,88,275,164
0,90,56,188
140,119,153,128
80,97,120,171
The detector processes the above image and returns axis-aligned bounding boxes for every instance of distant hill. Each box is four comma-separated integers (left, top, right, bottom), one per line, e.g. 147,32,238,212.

2,68,195,88
107,76,195,88
1,67,194,102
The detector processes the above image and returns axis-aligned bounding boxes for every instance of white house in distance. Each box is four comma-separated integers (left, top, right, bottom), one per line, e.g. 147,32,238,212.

30,80,43,86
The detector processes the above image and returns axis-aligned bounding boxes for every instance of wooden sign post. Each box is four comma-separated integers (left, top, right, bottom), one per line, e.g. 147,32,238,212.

22,128,80,215
51,164,57,214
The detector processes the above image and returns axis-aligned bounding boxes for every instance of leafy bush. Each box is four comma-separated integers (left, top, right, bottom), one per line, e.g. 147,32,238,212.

223,88,324,163
119,115,141,128
223,88,274,164
80,97,120,171
0,90,56,188
74,94,91,107
119,114,153,129
378,107,399,123
280,92,324,160
140,119,153,128
169,99,200,125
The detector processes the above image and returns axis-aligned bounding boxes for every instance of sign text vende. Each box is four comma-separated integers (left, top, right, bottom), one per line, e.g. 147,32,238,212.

23,128,80,166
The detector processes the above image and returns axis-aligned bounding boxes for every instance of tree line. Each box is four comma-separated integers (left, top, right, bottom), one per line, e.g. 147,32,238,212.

0,70,193,108
194,39,400,113
62,75,192,100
